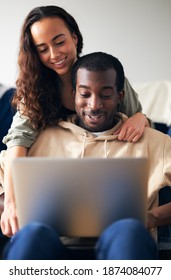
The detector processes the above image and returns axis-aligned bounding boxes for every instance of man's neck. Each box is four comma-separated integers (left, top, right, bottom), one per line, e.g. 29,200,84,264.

77,116,120,133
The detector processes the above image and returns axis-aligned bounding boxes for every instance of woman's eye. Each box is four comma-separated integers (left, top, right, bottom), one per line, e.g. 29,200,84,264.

40,49,47,53
37,48,48,54
55,40,65,46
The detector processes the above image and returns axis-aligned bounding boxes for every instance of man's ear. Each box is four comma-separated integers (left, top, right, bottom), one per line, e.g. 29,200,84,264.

118,90,124,103
72,90,76,100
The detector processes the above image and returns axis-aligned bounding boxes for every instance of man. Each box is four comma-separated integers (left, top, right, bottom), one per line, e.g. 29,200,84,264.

3,52,171,260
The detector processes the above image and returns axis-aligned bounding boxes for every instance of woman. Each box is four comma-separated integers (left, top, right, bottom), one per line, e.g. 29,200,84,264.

0,6,150,237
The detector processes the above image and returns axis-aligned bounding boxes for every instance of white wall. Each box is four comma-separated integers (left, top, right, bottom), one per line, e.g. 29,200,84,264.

0,0,171,86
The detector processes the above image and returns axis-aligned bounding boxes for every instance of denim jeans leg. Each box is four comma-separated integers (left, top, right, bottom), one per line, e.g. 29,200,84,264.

3,222,68,260
95,218,157,260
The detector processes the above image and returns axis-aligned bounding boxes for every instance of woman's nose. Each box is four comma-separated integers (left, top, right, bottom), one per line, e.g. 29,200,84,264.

50,47,60,59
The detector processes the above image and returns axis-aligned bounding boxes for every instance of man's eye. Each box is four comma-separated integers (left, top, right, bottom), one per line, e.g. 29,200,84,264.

102,94,112,99
80,93,90,98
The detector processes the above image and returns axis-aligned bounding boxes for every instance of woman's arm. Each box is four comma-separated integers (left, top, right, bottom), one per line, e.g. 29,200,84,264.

120,77,143,116
115,77,152,142
1,111,39,237
115,112,150,142
3,111,39,148
0,146,27,237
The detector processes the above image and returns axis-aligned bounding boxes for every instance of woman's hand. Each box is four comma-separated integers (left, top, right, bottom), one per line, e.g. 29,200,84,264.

114,113,150,142
0,200,18,237
1,146,27,236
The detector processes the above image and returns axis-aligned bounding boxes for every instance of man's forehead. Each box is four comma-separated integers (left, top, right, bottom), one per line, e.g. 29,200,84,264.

76,68,117,84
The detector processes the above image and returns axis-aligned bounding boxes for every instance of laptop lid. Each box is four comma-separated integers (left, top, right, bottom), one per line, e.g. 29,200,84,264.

12,157,148,237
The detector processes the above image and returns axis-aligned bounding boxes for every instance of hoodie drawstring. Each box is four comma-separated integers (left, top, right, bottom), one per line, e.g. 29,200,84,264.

104,139,108,158
81,132,109,158
81,132,87,158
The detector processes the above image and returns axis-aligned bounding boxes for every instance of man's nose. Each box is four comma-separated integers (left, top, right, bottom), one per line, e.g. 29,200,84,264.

88,96,103,110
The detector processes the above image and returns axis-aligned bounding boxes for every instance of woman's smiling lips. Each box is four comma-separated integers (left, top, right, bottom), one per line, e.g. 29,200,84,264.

51,57,67,68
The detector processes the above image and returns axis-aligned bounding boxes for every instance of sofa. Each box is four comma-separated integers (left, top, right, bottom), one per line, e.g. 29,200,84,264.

133,80,171,259
0,85,15,151
0,85,15,257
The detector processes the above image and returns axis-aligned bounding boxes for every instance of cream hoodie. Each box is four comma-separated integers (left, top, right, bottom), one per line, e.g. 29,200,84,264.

0,113,170,246
28,114,171,212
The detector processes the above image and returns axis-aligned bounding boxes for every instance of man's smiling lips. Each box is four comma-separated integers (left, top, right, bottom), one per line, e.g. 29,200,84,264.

84,113,105,123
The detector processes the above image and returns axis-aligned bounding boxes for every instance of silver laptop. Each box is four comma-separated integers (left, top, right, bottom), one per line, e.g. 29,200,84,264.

12,157,148,237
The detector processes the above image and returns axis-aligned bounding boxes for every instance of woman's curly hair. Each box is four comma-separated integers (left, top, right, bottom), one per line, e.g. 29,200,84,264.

12,5,83,130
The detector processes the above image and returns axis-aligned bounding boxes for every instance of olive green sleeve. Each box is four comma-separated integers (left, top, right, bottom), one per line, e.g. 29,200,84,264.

2,111,39,148
119,77,142,117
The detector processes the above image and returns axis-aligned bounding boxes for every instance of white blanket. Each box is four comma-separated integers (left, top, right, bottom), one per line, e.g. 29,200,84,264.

133,80,171,126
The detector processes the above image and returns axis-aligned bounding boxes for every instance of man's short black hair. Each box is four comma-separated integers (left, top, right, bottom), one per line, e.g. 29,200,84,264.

71,52,125,92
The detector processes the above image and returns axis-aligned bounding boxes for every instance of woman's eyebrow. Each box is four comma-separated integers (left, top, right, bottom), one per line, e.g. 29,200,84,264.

35,34,65,47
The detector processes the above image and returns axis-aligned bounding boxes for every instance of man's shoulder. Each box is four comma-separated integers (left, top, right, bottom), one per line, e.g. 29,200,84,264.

144,127,171,141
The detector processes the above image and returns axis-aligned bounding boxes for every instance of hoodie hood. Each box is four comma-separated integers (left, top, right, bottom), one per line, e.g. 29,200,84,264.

58,113,127,158
60,113,128,138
